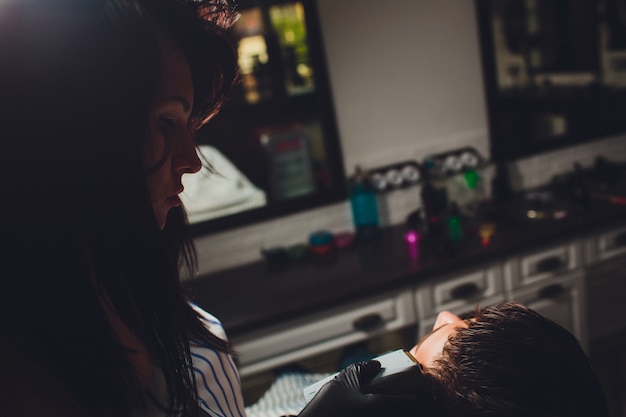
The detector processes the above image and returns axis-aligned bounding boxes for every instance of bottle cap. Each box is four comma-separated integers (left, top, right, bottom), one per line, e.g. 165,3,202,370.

309,230,334,246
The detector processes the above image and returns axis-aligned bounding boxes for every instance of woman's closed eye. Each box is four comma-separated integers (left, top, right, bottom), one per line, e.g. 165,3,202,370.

158,115,193,138
158,116,176,131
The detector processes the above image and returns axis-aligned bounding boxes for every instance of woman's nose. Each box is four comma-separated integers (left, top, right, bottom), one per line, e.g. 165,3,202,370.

433,311,462,330
174,132,202,174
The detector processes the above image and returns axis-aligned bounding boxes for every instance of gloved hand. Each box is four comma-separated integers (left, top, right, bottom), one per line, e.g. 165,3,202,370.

296,360,422,417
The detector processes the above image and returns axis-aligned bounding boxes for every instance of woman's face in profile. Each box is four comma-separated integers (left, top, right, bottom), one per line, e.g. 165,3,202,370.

409,311,469,370
144,37,202,229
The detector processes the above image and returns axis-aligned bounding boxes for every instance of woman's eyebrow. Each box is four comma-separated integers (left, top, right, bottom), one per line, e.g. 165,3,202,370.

161,95,191,112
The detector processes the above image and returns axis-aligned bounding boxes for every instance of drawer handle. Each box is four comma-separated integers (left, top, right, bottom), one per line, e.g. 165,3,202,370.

537,283,565,299
614,232,626,248
353,313,383,331
450,282,480,299
536,256,564,273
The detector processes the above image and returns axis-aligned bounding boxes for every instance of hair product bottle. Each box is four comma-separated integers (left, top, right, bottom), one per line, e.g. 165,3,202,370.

349,166,380,240
420,169,443,237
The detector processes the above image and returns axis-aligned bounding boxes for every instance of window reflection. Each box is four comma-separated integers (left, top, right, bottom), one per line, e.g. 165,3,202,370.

181,146,267,223
232,2,314,104
269,3,315,95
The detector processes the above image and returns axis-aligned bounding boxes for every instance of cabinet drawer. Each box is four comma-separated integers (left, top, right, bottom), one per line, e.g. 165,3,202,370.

232,290,416,377
586,254,626,342
504,242,581,291
508,271,587,351
414,264,503,319
591,225,626,261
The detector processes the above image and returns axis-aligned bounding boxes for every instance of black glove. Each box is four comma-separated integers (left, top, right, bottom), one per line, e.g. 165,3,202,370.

296,360,422,417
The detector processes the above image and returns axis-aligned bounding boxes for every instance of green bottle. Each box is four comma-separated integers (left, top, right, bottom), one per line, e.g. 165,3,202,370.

448,202,463,243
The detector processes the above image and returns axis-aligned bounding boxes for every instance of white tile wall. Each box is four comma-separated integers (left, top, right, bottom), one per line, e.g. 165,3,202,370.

190,201,353,278
510,133,626,190
189,134,626,277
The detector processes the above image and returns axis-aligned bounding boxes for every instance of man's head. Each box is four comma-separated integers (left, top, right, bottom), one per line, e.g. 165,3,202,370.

411,302,609,417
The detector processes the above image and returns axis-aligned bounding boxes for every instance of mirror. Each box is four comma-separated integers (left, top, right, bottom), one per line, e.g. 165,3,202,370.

182,0,346,235
476,0,626,162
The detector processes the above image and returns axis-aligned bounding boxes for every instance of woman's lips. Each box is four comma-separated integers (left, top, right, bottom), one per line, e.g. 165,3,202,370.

167,195,182,206
166,186,184,206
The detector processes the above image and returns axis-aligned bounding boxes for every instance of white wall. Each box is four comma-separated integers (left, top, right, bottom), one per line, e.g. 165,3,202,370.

189,0,626,277
316,0,489,170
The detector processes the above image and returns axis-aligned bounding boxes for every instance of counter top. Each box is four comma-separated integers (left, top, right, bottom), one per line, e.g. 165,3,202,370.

184,193,626,337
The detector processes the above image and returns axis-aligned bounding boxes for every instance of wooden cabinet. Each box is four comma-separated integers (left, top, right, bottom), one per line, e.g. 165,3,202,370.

414,264,506,339
585,224,626,262
503,241,582,290
414,264,503,318
232,247,589,377
414,241,588,346
231,224,626,379
509,271,588,350
500,241,588,348
231,289,416,377
584,224,626,342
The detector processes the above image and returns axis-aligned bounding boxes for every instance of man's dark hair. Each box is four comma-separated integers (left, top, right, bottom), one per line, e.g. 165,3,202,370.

424,302,609,417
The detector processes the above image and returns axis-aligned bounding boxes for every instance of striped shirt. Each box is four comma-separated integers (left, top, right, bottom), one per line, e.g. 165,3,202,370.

142,304,246,417
190,304,247,417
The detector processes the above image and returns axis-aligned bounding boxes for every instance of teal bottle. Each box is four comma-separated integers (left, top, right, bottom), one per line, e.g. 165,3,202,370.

349,166,380,240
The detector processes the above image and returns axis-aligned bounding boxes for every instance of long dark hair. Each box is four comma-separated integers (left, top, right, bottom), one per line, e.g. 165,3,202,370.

0,0,238,415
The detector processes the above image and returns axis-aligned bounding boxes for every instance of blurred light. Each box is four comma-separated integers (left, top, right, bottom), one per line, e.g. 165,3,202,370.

404,230,419,244
464,169,480,189
404,230,420,260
